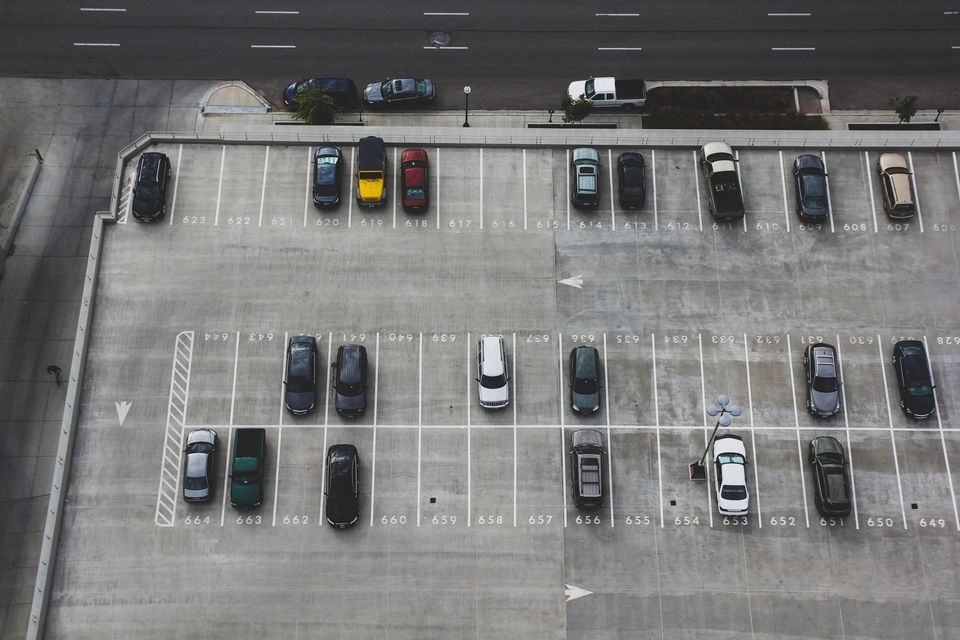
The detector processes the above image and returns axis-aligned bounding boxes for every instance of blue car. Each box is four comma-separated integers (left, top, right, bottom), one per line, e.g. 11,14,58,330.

283,78,358,110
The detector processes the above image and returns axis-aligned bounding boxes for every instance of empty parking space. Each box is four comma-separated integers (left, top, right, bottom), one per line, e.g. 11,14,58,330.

523,148,561,231
516,427,564,527
232,333,285,426
261,145,310,227
605,333,656,427
438,147,481,230
370,427,418,526
470,427,515,527
171,144,221,225
421,332,466,425
894,430,958,529
753,429,809,528
272,426,324,527
482,148,525,230
847,431,905,529
609,429,660,527
420,428,469,527
739,149,790,231
375,332,420,425
219,145,267,227
653,148,701,232
514,332,558,425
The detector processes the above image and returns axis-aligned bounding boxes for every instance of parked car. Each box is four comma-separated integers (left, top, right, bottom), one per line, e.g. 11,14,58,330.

713,434,749,516
808,436,852,517
400,148,429,212
477,335,509,409
570,147,601,208
356,136,387,207
570,430,605,508
569,346,602,414
313,146,343,208
284,336,318,415
362,78,435,107
230,428,267,509
566,77,647,110
892,340,936,419
333,344,368,417
325,444,360,528
616,152,646,209
876,153,915,218
803,342,841,418
132,151,171,222
182,429,217,503
792,154,828,221
700,142,744,220
283,78,358,110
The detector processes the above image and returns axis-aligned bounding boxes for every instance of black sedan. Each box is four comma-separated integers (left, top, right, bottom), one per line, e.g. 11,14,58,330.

325,444,360,528
617,152,646,209
132,151,171,222
363,78,435,108
793,154,828,221
803,342,841,417
283,78,357,110
333,344,368,417
284,336,318,415
808,436,852,517
569,346,602,414
313,147,343,208
892,340,936,419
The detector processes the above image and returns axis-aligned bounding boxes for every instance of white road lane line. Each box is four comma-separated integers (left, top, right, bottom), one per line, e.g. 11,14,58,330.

603,333,614,527
698,334,714,526
436,147,441,230
559,332,568,526
818,151,836,233
953,152,960,206
864,151,879,233
771,47,816,51
273,331,288,527
422,46,469,50
513,332,518,527
523,149,528,231
258,146,269,227
906,151,925,232
598,47,643,51
877,336,908,529
467,332,472,526
417,332,423,526
743,334,762,528
323,332,332,426
608,149,616,230
318,423,328,527
214,145,225,225
778,151,791,232
768,12,811,16
369,332,380,526
834,337,860,529
566,149,571,231
479,148,484,229
693,150,703,232
251,44,296,49
348,146,355,228
392,147,398,229
651,148,658,230
255,10,300,14
652,333,663,528
168,144,182,226
73,42,120,46
734,150,747,232
924,336,960,530
423,12,469,15
596,13,640,16
303,146,311,227
80,7,127,11
786,335,811,527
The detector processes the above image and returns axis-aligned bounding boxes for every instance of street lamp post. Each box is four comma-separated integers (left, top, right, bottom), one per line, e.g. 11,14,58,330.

463,85,471,127
689,394,743,480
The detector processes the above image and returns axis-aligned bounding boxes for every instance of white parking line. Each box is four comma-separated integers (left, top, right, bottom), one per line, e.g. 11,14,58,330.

467,332,472,526
273,331,288,526
302,146,311,227
603,333,614,527
698,334,714,526
864,151,879,233
877,336,908,529
417,332,423,526
778,151,791,232
834,337,860,529
323,332,332,426
820,151,836,233
369,332,379,526
318,422,328,527
906,151,925,233
523,149,528,231
513,332,518,526
392,147,398,230
608,149,616,230
348,146,355,228
924,336,960,530
229,332,240,424
566,149,571,231
734,150,747,232
953,152,960,205
559,332,568,526
743,334,762,528
479,148,484,229
219,427,232,527
168,144,182,226
258,146,269,227
436,147,441,230
693,150,703,232
786,335,811,527
652,333,664,528
214,145,225,225
651,149,658,230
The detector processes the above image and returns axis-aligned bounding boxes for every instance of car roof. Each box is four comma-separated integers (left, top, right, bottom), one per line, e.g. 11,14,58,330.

702,141,733,159
572,429,603,448
403,165,427,187
618,152,644,166
480,336,505,376
186,429,216,445
713,434,746,456
574,346,598,377
315,146,341,158
721,462,746,486
572,147,600,163
794,154,824,171
812,435,843,455
338,344,364,384
401,148,428,163
879,152,908,172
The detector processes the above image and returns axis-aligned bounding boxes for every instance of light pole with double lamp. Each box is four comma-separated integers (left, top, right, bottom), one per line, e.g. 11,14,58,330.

689,394,742,480
463,85,471,127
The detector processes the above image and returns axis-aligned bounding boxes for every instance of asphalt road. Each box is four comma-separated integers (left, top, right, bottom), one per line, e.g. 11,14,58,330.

1,2,959,112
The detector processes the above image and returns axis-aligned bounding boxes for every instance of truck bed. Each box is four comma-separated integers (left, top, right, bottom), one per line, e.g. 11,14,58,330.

615,79,646,99
709,172,744,217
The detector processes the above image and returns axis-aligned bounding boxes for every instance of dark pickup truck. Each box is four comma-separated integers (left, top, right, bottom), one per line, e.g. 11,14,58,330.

230,428,267,509
700,141,745,220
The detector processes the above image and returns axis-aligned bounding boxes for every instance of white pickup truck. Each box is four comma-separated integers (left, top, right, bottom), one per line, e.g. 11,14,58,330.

567,77,647,109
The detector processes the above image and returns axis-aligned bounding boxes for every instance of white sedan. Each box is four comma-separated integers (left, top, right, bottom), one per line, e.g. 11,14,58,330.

713,434,749,516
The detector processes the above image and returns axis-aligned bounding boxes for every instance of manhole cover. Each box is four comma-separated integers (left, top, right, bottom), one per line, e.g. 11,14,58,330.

430,31,451,48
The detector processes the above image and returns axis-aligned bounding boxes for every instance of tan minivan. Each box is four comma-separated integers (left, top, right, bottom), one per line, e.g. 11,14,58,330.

876,153,915,218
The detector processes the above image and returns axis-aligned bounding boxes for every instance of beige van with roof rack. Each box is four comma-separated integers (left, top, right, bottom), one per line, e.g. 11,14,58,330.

876,152,915,219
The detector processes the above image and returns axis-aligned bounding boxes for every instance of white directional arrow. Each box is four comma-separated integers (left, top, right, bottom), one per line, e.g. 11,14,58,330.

115,401,132,426
558,275,584,289
564,584,593,602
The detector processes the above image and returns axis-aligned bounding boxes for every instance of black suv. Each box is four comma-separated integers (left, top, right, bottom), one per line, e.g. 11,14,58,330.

132,152,171,221
792,154,828,222
892,340,936,419
808,436,851,517
325,444,360,528
284,336,318,415
569,346,602,414
802,342,841,418
313,146,343,208
616,152,646,209
333,344,368,417
569,430,604,508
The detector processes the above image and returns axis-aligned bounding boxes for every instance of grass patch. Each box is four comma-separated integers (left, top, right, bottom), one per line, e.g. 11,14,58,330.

644,86,828,130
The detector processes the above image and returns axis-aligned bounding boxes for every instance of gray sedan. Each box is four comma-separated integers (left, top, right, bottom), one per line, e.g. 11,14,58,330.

183,429,217,502
362,78,435,107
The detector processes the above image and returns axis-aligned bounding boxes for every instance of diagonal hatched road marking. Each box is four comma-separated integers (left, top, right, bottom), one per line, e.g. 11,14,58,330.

154,331,194,526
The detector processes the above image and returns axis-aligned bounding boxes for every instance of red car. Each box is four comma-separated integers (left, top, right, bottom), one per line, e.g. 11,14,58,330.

400,148,429,212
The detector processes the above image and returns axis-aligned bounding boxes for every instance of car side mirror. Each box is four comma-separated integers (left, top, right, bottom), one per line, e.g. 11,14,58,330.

475,377,480,383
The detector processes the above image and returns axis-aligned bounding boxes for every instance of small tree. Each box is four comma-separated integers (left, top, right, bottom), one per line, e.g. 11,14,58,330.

292,87,338,125
889,95,919,124
561,94,593,124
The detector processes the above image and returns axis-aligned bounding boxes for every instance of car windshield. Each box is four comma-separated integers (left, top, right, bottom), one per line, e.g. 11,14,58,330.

818,452,843,465
813,375,838,393
480,374,506,389
717,453,745,465
188,442,213,455
907,383,933,396
316,156,338,166
405,187,426,200
184,476,207,490
573,378,597,394
415,79,427,94
721,485,747,500
584,79,595,97
381,81,394,98
137,181,160,200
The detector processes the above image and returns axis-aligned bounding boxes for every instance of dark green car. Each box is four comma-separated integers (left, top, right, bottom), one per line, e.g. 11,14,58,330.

569,346,602,414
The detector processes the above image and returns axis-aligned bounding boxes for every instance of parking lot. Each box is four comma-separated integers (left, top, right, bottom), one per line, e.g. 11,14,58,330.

48,141,960,638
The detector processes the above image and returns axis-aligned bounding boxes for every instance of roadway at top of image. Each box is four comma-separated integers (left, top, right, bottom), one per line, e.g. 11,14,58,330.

1,1,959,109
